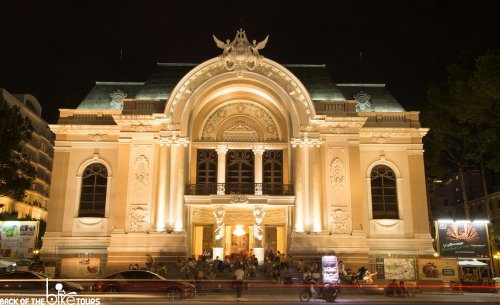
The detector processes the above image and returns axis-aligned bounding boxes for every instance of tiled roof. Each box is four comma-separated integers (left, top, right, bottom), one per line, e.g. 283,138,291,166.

76,63,405,113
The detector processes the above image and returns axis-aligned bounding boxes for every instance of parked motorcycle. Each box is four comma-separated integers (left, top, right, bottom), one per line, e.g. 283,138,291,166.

299,280,339,303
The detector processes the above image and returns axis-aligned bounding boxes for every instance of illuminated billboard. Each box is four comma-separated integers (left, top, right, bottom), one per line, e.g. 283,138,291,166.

436,221,489,258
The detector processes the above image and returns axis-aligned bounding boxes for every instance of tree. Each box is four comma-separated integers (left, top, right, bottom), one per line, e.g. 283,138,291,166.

0,95,36,200
424,49,500,219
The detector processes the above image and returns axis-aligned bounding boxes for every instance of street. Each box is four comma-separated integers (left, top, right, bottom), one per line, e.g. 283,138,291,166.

97,293,499,304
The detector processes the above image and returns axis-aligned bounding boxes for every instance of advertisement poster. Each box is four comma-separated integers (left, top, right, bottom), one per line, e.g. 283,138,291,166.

378,258,416,280
437,221,489,258
418,258,459,281
0,221,38,258
321,255,339,283
376,258,385,279
60,257,100,278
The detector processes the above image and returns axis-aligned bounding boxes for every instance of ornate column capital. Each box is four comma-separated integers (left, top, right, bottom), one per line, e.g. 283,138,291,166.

290,134,324,148
158,135,189,147
252,144,265,155
216,144,228,154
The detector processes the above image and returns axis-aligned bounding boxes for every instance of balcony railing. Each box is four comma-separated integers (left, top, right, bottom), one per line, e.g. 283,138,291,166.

185,183,294,196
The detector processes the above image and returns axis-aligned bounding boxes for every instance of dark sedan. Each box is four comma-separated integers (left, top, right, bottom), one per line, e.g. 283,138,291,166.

92,270,195,298
0,271,84,293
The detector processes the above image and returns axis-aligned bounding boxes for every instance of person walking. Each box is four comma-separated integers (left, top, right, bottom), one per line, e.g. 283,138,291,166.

234,265,245,300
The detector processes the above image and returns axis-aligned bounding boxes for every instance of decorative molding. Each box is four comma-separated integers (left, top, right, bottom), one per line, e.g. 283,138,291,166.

87,134,107,142
372,135,391,144
50,125,120,135
162,123,181,132
290,135,324,148
131,122,152,132
128,207,149,232
231,194,249,205
327,126,350,134
158,135,190,147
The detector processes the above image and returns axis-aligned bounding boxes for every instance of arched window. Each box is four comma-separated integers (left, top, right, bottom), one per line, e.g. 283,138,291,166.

79,163,108,217
370,165,399,219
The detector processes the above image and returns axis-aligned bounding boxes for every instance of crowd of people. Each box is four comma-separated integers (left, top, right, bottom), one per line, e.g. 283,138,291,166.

262,249,292,284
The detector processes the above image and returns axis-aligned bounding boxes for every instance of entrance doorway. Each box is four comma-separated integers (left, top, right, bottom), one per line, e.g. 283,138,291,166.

231,230,250,255
193,225,213,260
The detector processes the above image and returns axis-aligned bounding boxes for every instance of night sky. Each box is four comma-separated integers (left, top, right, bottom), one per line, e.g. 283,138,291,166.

1,0,498,123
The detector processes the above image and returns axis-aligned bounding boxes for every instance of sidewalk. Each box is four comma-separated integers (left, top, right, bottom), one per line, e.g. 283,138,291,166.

194,292,499,303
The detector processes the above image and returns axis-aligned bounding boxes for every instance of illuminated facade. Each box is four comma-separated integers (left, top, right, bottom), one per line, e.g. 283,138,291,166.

0,89,53,220
41,30,433,273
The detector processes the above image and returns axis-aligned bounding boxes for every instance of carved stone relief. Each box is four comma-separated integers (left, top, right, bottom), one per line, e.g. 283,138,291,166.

329,208,350,234
329,158,345,192
192,207,285,225
128,207,149,232
134,155,149,198
201,101,279,142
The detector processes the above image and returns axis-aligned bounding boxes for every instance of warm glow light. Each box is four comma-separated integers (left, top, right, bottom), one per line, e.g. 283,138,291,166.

433,252,439,258
233,225,246,236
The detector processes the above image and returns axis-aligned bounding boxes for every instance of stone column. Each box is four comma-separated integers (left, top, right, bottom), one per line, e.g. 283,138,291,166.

292,135,323,233
168,136,189,232
253,205,266,264
253,144,265,195
216,144,228,195
213,205,225,260
292,142,306,232
310,145,323,232
155,141,170,231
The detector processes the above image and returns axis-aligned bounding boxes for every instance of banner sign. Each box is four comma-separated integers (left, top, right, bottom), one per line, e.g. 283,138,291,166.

418,258,459,281
437,221,489,258
376,258,416,280
0,221,38,258
60,257,101,278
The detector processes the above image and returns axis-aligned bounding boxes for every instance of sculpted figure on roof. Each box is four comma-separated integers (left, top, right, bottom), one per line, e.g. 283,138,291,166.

213,28,269,72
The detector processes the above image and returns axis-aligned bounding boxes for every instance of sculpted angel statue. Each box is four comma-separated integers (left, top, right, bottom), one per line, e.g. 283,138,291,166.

248,36,269,58
213,35,233,58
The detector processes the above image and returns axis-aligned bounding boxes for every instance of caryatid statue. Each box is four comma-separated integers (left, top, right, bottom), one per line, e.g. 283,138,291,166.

253,206,266,247
213,206,225,247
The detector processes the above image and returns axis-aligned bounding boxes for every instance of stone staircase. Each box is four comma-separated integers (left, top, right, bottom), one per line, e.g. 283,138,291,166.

160,261,384,295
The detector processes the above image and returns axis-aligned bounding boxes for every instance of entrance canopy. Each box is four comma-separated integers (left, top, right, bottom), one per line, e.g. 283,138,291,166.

458,260,488,267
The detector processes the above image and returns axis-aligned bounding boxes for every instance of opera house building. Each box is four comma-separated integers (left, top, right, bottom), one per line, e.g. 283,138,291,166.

41,30,434,274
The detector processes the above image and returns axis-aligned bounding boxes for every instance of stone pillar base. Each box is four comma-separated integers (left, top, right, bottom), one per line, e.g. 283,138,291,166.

253,247,265,265
213,247,224,260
